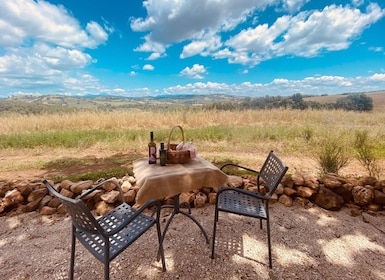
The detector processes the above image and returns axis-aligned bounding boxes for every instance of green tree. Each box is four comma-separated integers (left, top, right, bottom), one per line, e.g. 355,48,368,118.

336,93,373,111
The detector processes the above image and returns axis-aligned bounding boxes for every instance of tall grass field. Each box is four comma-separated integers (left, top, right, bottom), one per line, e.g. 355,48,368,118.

0,108,384,181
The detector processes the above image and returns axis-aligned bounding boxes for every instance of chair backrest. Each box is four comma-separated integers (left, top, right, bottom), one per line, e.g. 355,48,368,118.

44,180,102,234
258,151,288,198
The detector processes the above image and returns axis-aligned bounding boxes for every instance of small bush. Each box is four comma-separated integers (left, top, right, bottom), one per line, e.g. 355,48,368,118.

353,130,381,178
316,136,350,174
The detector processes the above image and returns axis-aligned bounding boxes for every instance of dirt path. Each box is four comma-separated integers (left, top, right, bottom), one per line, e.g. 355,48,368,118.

1,202,385,280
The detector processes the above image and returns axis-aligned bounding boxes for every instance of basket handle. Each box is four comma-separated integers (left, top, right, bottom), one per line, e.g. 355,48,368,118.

167,125,185,152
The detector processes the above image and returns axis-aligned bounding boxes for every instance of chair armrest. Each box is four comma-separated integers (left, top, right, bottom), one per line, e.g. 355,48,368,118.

218,186,270,201
220,163,259,174
79,179,125,202
103,199,162,236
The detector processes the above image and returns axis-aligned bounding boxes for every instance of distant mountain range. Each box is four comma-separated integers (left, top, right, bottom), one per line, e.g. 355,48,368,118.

2,90,384,113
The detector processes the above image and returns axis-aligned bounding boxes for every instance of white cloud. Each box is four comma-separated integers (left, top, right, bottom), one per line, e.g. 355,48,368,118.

180,64,207,79
143,64,155,71
281,0,310,13
163,73,385,97
130,0,275,58
370,73,385,81
0,0,110,96
131,1,385,67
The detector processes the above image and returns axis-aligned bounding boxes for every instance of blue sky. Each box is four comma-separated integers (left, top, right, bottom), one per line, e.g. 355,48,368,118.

0,0,385,98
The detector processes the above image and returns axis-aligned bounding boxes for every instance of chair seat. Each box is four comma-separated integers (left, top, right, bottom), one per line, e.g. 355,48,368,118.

76,203,156,262
217,190,267,220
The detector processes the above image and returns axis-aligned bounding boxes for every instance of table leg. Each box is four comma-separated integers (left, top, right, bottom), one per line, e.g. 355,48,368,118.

157,194,209,260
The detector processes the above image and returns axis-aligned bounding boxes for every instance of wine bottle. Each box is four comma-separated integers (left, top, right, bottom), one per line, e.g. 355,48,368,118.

148,131,156,164
159,142,166,166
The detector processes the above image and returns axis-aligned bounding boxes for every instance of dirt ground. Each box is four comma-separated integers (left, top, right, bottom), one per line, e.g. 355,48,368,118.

1,201,385,280
1,152,385,279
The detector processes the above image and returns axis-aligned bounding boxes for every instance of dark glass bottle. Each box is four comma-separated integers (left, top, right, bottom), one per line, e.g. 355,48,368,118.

159,142,166,166
148,131,156,164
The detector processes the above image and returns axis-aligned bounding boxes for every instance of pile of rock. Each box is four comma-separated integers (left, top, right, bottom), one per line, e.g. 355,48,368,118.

1,172,385,217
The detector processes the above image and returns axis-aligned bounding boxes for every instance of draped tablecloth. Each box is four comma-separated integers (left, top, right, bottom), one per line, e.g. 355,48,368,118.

133,157,229,205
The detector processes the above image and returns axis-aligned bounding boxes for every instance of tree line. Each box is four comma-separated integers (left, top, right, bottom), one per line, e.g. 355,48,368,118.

204,93,373,111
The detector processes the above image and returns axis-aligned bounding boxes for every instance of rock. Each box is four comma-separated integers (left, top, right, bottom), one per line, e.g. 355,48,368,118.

291,173,304,186
95,201,114,216
60,188,74,198
27,188,48,202
373,190,385,206
0,182,13,197
194,192,207,208
40,206,57,215
57,204,67,214
358,176,377,187
121,181,132,192
281,175,294,188
208,193,216,204
303,173,320,190
180,192,195,205
102,179,119,191
278,194,293,207
270,193,278,202
274,184,284,195
333,184,353,203
38,195,52,209
3,189,24,207
16,183,33,197
247,184,267,195
70,180,94,194
201,187,212,195
284,187,297,197
60,180,73,190
313,187,343,211
352,186,373,206
227,175,243,188
25,198,43,212
295,197,311,208
100,190,120,204
123,190,136,203
320,174,343,189
297,186,316,198
48,197,61,208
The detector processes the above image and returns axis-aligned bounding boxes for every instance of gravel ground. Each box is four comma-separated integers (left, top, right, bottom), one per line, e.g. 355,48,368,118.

1,202,385,280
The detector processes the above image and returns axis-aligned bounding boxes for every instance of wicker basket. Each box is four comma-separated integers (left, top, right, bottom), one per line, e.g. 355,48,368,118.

166,125,191,164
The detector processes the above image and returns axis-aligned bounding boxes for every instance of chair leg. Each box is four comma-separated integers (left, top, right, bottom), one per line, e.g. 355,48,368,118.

266,217,272,269
104,239,110,280
70,226,76,280
156,219,166,272
211,206,219,259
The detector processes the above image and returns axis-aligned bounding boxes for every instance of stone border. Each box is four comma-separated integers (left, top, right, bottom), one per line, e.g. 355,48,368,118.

1,173,385,217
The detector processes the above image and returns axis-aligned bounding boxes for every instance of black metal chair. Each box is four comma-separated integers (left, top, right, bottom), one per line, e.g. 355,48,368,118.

211,151,288,268
43,179,166,280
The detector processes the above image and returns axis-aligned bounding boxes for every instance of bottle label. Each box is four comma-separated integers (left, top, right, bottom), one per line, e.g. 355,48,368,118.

149,146,156,163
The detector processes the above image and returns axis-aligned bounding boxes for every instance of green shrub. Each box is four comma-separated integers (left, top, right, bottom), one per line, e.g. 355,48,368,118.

353,130,381,178
316,135,350,174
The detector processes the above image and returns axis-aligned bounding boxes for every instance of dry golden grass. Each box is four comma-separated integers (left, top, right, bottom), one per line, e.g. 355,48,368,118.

0,109,384,180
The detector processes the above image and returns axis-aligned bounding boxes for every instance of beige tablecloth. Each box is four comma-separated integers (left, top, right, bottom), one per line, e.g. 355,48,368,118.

133,157,229,205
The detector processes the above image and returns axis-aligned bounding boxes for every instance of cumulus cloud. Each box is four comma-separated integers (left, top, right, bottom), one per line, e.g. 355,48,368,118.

180,64,207,79
163,73,385,97
130,0,275,58
131,1,385,68
219,3,385,66
143,64,155,71
0,0,110,95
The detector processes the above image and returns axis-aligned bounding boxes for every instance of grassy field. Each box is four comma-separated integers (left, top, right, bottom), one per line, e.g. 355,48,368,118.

0,107,384,181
